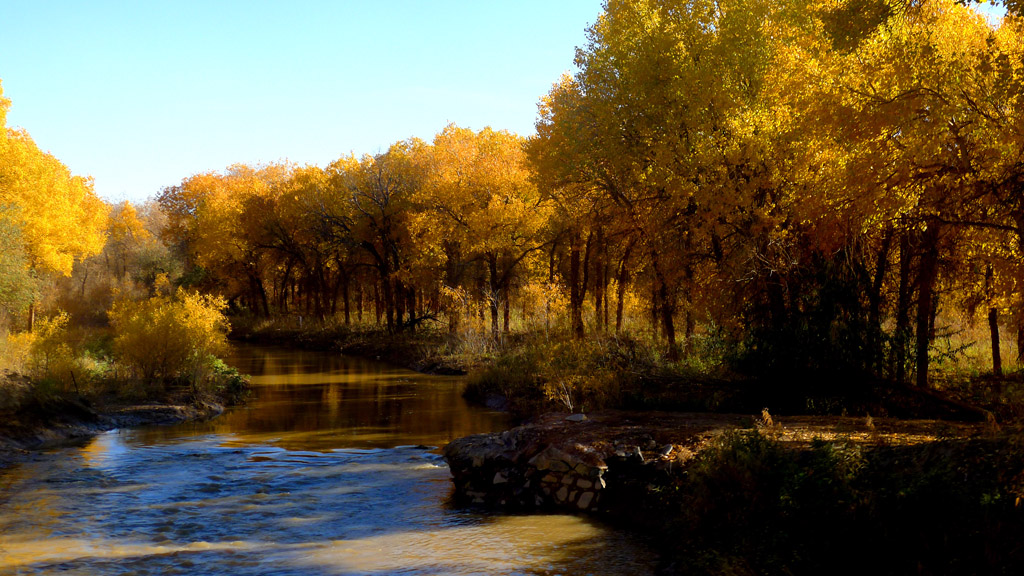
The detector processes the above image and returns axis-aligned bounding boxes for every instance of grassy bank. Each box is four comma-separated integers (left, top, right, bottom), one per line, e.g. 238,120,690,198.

231,317,1021,424
230,317,488,375
0,364,249,467
445,407,1024,575
639,429,1024,575
0,319,250,468
462,334,1007,422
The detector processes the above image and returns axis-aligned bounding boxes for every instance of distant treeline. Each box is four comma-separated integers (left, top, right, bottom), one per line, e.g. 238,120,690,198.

4,0,1024,391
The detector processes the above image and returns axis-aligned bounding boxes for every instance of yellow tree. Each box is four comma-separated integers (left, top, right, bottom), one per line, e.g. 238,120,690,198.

0,80,108,328
529,75,628,339
809,0,1020,386
421,125,549,338
319,141,427,332
105,201,153,280
157,163,292,315
534,0,797,359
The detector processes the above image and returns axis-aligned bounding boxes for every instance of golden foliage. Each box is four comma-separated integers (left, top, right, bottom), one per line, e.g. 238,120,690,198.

2,312,87,388
109,289,229,384
0,81,107,277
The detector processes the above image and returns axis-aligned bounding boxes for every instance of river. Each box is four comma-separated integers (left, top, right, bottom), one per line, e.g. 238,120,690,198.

0,345,656,575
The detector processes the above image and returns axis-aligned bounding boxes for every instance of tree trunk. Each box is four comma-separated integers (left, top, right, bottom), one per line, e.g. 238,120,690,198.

401,282,413,330
443,243,463,334
1017,325,1024,365
395,280,406,331
547,239,558,334
448,305,461,335
342,273,351,326
615,241,634,333
651,283,661,339
869,227,894,372
984,264,1001,377
594,227,605,333
477,271,486,328
895,231,913,385
652,253,678,360
503,283,511,334
603,237,610,329
659,279,679,361
581,231,593,329
488,256,500,339
253,274,271,317
356,282,364,324
569,231,585,339
990,307,1003,377
915,225,941,388
382,276,395,331
374,281,383,326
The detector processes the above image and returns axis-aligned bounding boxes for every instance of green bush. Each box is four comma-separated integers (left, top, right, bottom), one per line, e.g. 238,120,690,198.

208,357,250,404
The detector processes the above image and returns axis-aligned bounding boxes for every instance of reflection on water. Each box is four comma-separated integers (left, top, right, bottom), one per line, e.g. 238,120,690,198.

0,345,656,575
132,346,510,451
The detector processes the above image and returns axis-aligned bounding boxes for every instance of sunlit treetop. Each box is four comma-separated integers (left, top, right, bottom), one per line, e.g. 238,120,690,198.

0,79,108,276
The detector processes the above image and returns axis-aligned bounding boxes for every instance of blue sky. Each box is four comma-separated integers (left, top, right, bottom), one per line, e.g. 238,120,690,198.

0,1,603,202
0,1,1007,204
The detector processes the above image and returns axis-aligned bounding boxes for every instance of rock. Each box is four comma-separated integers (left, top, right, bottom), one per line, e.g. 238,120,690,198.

444,433,509,469
528,446,575,472
442,410,752,514
577,491,595,509
614,445,644,463
549,460,571,472
556,486,569,502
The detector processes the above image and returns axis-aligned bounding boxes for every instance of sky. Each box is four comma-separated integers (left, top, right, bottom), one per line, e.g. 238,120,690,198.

0,1,1008,205
0,0,603,203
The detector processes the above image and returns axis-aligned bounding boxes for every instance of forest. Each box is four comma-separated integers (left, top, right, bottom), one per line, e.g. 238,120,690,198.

3,0,1024,416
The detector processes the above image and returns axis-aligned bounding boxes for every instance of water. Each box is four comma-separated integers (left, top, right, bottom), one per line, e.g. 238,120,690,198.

0,345,656,575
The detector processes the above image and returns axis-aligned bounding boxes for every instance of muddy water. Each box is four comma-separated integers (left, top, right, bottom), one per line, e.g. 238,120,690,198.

0,346,656,575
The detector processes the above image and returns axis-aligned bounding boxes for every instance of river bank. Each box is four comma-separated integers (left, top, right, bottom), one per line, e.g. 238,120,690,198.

230,323,471,376
0,373,232,470
444,411,1024,574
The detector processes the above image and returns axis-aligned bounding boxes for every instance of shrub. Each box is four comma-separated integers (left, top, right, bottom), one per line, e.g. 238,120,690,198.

108,288,229,388
466,335,640,414
536,339,622,413
208,356,250,404
2,312,91,392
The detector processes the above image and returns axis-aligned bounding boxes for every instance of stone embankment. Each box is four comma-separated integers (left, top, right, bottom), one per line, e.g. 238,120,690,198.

443,410,991,514
444,411,752,513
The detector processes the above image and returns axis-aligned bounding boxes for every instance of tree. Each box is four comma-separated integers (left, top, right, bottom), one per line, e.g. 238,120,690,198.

319,142,426,332
0,209,36,322
0,79,108,329
423,125,550,338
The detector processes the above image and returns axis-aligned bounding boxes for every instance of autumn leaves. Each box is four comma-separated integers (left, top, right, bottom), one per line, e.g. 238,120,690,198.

529,0,1024,385
4,0,1023,389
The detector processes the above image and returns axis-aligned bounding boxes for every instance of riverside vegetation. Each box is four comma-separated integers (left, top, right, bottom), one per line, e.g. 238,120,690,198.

4,0,1024,573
